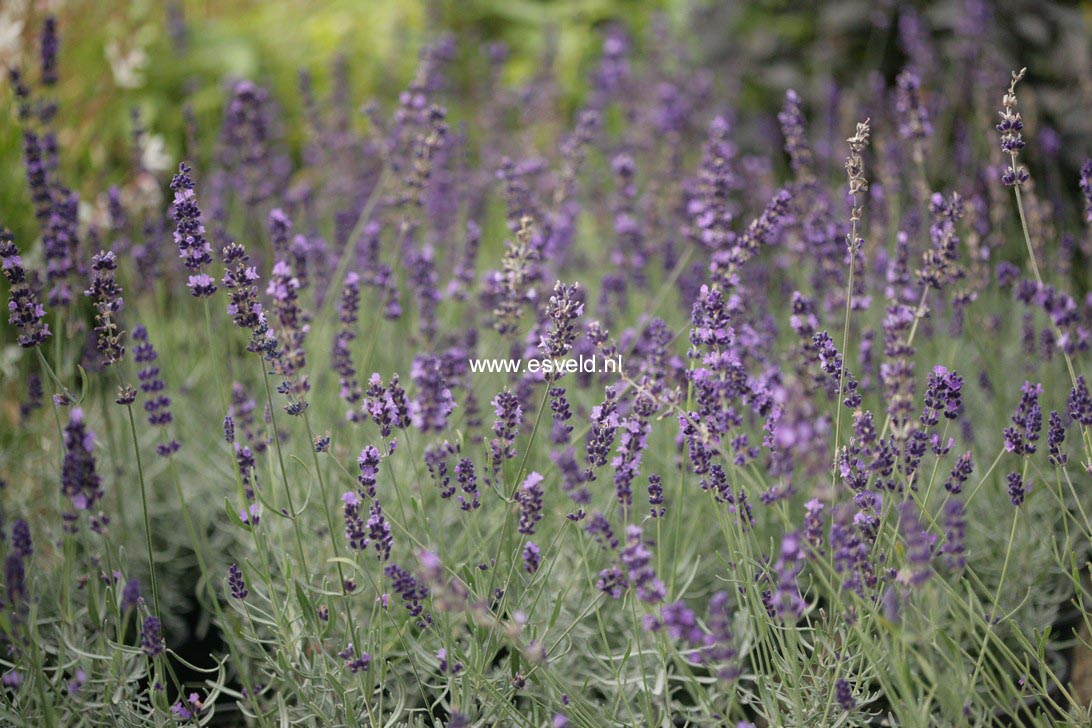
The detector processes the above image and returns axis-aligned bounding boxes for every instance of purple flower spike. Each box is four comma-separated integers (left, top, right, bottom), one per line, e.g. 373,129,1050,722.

409,354,455,433
895,69,932,163
1047,411,1067,466
228,563,248,600
516,472,545,535
1007,472,1027,506
620,524,665,604
169,163,216,297
61,408,104,529
121,578,142,609
1002,382,1042,456
456,458,480,511
941,500,966,571
141,616,164,657
922,366,963,427
11,520,33,558
337,643,371,673
84,250,125,365
1,229,51,348
1080,160,1092,223
773,532,806,620
132,325,180,456
835,679,855,711
803,499,824,555
490,389,522,467
1068,376,1092,427
357,445,381,498
343,491,368,552
522,542,541,574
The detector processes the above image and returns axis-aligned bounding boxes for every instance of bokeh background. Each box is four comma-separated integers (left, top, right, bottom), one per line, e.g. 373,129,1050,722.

2,0,1090,233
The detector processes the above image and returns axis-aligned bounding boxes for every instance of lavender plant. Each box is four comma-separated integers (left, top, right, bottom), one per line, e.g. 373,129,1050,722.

1,8,1091,728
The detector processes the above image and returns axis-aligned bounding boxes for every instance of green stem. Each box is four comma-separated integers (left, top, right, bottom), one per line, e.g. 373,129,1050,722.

125,403,161,620
966,506,1020,693
259,358,310,574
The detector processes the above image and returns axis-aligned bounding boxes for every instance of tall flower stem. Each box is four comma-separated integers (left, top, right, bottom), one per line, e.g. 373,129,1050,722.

301,411,363,649
125,402,161,620
490,384,551,610
832,119,869,487
259,358,310,574
966,505,1020,694
202,297,230,414
831,256,854,482
98,386,129,535
33,345,75,622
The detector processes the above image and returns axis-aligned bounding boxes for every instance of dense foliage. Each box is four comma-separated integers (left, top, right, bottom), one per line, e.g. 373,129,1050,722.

1,4,1091,727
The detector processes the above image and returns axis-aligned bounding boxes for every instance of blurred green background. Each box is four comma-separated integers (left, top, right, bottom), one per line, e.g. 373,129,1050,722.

2,0,1090,249
0,0,681,244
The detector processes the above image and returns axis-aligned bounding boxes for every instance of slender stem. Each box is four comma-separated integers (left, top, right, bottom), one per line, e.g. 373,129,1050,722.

33,345,75,622
202,297,229,414
831,233,856,491
491,384,552,610
125,403,161,620
301,411,366,695
966,506,1020,692
33,345,75,403
259,358,310,573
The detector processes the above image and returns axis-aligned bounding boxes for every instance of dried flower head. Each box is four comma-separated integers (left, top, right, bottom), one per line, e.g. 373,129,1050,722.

997,68,1029,186
844,119,871,222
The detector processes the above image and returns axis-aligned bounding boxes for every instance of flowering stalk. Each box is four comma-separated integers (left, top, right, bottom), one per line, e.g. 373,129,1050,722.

832,120,870,481
123,401,161,621
997,69,1091,462
259,358,310,574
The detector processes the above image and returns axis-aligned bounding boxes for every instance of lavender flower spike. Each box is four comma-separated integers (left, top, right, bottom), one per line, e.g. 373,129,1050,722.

1,229,51,347
170,162,217,297
228,563,248,600
997,68,1029,186
516,472,545,535
540,281,584,359
132,325,180,456
61,408,105,530
84,250,125,365
141,616,164,657
773,531,806,620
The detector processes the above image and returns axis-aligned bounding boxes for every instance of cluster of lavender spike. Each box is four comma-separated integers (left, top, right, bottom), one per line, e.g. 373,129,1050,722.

2,10,1092,724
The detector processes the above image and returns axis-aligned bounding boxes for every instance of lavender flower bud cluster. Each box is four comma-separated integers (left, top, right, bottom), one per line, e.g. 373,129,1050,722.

997,68,1029,186
132,325,180,456
844,119,871,222
84,250,125,365
778,90,815,187
169,163,216,297
922,366,963,426
222,241,277,359
60,408,105,531
492,216,538,336
1002,381,1042,456
539,281,584,359
405,355,454,433
895,69,932,165
0,229,51,347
